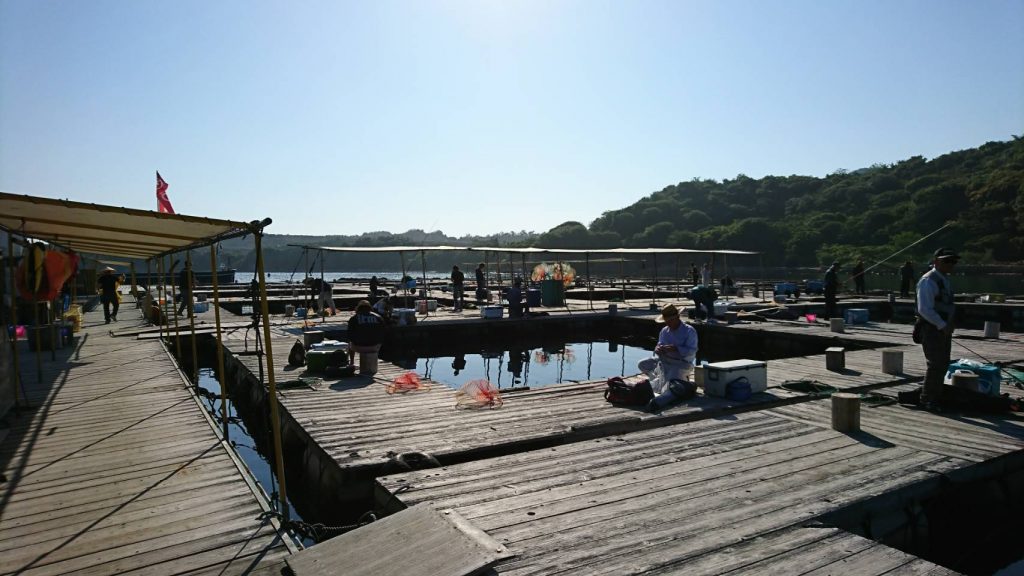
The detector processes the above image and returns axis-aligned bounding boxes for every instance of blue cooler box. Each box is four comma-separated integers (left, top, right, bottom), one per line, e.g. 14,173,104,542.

844,309,869,324
947,361,1001,396
774,282,797,295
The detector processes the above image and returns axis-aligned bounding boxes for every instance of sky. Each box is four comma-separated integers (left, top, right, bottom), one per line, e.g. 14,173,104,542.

1,1,1022,238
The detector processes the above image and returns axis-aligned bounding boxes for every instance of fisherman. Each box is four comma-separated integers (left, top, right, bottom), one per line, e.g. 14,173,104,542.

852,259,866,295
916,248,959,412
689,262,700,285
368,275,379,300
689,285,718,323
506,278,525,318
97,266,121,324
305,277,336,316
637,304,698,393
176,261,195,316
700,262,712,286
475,263,487,302
347,300,386,368
451,265,465,311
823,261,840,319
899,260,914,298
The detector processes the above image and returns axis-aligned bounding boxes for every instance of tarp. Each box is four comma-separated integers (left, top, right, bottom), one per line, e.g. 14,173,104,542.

0,192,268,259
292,245,759,255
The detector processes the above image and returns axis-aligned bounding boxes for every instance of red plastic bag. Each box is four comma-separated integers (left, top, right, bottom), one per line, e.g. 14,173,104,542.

386,372,429,394
455,379,503,409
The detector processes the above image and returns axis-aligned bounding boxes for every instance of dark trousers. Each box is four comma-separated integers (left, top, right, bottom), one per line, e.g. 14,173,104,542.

900,279,911,298
693,296,715,320
102,295,119,322
854,278,865,294
177,290,191,315
921,323,952,404
824,290,837,319
452,284,464,310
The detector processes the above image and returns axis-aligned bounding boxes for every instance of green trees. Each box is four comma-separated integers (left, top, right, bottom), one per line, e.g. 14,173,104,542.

561,138,1024,265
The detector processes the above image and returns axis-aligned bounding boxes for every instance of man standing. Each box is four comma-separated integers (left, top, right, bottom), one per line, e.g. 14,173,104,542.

899,260,914,298
97,266,121,324
852,259,866,295
916,248,959,411
451,265,465,311
823,261,840,319
176,262,195,316
475,263,487,302
637,304,699,393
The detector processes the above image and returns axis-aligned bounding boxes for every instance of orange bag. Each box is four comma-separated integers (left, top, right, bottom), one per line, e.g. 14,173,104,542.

386,372,430,394
455,379,503,409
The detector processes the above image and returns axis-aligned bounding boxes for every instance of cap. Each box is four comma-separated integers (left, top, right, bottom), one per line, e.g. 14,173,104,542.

102,266,116,273
933,247,960,262
656,304,680,323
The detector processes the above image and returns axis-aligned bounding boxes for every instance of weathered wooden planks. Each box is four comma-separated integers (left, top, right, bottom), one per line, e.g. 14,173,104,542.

0,299,294,575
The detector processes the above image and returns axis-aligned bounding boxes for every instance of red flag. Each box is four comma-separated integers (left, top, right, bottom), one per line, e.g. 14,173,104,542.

156,171,175,214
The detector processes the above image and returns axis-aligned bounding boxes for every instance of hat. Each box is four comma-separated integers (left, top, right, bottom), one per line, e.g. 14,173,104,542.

831,261,840,267
656,304,680,323
356,299,372,313
102,266,116,273
934,247,960,262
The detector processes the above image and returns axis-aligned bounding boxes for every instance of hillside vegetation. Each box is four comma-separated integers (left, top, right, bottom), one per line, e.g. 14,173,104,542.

222,137,1023,271
537,137,1024,266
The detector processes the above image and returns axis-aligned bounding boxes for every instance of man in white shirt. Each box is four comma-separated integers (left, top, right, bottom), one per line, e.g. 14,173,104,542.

637,304,699,394
916,247,959,411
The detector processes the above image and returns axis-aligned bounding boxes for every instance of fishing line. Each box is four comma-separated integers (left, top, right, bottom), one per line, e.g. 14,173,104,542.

843,221,953,283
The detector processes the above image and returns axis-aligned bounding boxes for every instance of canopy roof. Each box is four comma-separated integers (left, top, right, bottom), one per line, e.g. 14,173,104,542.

291,244,758,255
0,192,270,259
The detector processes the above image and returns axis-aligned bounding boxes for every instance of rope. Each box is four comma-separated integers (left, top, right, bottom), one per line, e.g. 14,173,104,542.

780,379,837,395
259,510,378,543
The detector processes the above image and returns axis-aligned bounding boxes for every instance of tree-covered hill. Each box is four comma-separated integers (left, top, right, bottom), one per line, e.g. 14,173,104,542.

535,137,1024,266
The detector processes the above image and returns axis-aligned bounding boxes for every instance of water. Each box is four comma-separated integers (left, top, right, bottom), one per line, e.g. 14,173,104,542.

192,367,313,546
380,337,748,390
384,340,655,390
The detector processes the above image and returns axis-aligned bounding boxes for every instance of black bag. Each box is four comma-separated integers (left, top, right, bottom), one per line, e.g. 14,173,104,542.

287,339,306,367
912,318,924,344
604,377,654,406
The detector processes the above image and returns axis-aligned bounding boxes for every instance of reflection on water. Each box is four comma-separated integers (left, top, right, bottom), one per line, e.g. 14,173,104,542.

382,337,754,390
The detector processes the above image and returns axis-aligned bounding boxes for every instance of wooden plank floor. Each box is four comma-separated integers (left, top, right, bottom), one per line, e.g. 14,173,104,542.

219,303,1024,479
0,299,295,575
377,403,1010,574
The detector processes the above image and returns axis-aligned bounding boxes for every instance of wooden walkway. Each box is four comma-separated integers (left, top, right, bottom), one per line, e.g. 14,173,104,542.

0,299,295,575
205,296,1024,574
377,402,1007,574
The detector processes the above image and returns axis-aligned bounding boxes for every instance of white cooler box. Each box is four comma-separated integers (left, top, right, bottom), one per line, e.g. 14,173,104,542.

698,359,767,397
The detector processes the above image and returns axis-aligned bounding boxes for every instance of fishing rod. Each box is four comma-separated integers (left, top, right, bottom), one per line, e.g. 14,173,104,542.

843,221,954,283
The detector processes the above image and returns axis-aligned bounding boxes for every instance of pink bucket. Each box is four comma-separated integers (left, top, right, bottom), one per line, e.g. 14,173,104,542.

15,325,26,339
805,314,817,323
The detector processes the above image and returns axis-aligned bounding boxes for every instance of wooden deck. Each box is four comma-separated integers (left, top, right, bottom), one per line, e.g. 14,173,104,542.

197,292,1024,574
0,298,295,575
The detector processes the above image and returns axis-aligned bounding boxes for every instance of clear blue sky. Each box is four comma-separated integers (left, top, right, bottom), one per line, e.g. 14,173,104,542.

1,0,1022,237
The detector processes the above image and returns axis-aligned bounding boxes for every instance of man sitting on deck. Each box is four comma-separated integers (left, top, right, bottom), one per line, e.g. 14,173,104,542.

506,278,526,318
347,299,387,367
637,304,698,393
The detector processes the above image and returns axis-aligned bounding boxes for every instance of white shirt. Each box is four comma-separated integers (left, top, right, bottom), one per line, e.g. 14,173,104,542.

916,268,952,330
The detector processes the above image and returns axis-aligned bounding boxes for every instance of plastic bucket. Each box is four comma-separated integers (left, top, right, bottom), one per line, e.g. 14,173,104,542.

805,314,817,323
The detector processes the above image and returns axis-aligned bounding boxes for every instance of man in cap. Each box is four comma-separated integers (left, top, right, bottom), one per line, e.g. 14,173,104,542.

96,266,121,323
347,299,386,371
916,247,959,411
637,303,699,394
823,261,841,319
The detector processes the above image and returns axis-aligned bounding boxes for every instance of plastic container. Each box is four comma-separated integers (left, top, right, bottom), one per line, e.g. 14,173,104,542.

480,306,503,319
295,307,307,318
844,308,869,324
526,288,542,307
805,313,817,323
946,361,1001,396
540,279,564,306
701,359,767,398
